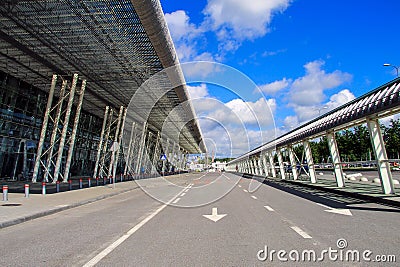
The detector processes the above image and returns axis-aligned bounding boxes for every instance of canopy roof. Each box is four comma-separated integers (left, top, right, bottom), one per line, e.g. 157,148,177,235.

0,0,205,153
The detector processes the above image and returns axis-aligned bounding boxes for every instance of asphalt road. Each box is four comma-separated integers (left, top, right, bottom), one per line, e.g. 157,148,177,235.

0,172,399,266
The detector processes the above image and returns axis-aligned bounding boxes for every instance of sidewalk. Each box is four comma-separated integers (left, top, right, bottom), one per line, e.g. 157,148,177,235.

237,172,400,207
0,181,139,229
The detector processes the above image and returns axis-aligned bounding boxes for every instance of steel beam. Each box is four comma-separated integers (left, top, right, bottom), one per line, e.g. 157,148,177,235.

367,118,395,194
63,79,86,182
53,74,78,182
326,132,345,187
303,140,317,183
93,106,109,178
287,145,298,180
32,74,57,182
277,149,286,180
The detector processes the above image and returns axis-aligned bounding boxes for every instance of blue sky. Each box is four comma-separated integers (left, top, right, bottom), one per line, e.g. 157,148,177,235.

160,0,400,157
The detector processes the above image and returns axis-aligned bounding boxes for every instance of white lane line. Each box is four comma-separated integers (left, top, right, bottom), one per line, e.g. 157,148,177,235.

243,189,248,193
290,226,312,239
251,196,258,200
82,185,190,267
184,189,189,193
264,206,274,212
238,185,242,188
180,193,186,197
172,198,181,204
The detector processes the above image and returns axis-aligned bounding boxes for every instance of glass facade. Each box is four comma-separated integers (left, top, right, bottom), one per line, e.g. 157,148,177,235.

0,71,104,180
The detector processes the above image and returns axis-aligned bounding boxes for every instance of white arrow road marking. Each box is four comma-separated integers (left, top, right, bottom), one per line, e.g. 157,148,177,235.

264,206,274,212
291,226,312,239
203,207,227,222
315,203,353,216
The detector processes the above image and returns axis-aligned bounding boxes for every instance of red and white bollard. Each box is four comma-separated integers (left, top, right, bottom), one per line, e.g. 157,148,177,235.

42,182,46,195
79,178,83,189
88,177,91,188
2,185,8,201
24,184,29,198
56,181,60,193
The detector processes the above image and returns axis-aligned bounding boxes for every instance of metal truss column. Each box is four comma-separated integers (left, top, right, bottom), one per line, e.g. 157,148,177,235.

136,122,148,176
44,80,67,182
124,121,136,176
303,140,317,183
63,79,86,182
367,118,395,194
98,109,114,178
169,142,177,171
32,75,57,182
326,132,345,187
108,106,124,178
162,139,169,174
151,132,161,174
276,149,286,180
53,74,78,182
287,145,298,180
268,152,277,178
112,107,127,180
93,106,109,178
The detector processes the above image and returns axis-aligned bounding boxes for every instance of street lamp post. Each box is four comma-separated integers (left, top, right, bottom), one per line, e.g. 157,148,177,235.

383,63,399,77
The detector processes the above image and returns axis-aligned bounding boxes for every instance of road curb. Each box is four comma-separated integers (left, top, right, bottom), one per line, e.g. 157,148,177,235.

0,185,139,229
233,172,400,208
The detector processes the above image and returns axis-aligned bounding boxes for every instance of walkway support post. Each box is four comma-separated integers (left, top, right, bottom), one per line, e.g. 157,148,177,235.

262,152,269,177
287,145,298,180
303,140,317,183
367,118,395,194
268,152,277,178
326,131,345,187
276,149,286,180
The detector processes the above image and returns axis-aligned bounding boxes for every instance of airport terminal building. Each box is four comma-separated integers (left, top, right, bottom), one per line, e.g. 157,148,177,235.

0,0,205,182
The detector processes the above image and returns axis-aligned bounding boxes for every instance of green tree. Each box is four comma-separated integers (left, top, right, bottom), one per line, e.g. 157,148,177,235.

383,119,400,159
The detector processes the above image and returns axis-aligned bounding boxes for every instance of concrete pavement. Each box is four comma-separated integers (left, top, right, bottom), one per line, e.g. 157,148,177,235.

0,172,399,266
0,181,140,229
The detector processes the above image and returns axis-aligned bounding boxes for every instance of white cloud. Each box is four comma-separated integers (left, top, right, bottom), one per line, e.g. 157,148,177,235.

164,10,201,42
258,78,290,95
289,60,352,106
165,10,209,62
189,94,277,157
187,83,209,99
204,0,291,41
325,89,355,110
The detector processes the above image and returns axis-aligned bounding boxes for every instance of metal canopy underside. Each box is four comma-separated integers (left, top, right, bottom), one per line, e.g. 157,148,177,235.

0,0,205,154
